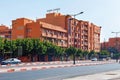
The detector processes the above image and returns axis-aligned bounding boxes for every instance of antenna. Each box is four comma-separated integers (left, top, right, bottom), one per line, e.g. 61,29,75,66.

47,9,53,13
47,8,60,13
53,8,60,13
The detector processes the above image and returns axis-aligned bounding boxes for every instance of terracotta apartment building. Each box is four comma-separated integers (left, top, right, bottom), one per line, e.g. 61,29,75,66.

101,37,120,52
0,12,101,52
0,24,11,39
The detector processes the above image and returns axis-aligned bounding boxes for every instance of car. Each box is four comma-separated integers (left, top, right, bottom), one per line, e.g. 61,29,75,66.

91,58,97,61
1,58,21,65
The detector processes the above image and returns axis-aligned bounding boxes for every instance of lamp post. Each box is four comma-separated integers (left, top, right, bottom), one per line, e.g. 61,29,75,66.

68,12,84,64
111,31,120,52
10,25,12,58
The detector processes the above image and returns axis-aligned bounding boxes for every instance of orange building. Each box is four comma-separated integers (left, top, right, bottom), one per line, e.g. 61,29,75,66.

68,20,101,52
12,18,34,39
11,17,68,48
0,12,101,52
37,13,101,52
101,37,120,52
37,13,68,29
0,24,11,39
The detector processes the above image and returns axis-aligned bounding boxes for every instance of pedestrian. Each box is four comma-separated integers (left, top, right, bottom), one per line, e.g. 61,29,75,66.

116,58,118,62
119,58,120,63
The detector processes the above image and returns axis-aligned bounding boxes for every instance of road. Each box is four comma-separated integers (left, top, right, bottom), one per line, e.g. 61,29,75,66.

0,63,120,80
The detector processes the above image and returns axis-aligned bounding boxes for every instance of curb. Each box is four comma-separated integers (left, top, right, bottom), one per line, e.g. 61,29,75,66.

0,61,115,73
0,60,92,67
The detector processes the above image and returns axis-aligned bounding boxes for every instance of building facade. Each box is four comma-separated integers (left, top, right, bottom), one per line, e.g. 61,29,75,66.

101,37,120,52
0,12,101,52
0,24,11,39
37,12,101,52
11,17,68,48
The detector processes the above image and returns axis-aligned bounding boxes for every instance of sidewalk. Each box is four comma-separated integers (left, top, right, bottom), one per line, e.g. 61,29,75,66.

63,70,120,80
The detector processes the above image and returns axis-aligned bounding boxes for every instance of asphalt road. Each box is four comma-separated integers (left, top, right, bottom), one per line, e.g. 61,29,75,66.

0,63,120,80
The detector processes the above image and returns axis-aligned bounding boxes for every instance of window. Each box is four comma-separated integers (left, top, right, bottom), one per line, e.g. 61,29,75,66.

17,35,24,39
27,29,31,33
17,26,24,30
54,31,57,35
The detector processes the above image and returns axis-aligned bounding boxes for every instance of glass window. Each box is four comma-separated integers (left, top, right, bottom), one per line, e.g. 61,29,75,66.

17,26,24,30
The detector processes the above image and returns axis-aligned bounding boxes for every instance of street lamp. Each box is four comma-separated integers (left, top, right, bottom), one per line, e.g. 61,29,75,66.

10,25,12,58
111,31,120,51
68,12,84,64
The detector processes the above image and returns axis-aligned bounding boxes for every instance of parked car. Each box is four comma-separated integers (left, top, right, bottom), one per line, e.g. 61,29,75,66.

1,58,21,65
91,58,97,61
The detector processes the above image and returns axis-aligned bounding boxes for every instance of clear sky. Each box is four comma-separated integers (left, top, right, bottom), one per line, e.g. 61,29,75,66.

0,0,120,42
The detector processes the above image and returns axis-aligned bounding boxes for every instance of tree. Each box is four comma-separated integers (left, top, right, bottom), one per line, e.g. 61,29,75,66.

113,53,120,61
42,41,56,61
0,38,4,52
76,49,82,60
4,39,11,58
31,39,46,55
15,39,34,61
4,39,10,52
15,39,24,56
30,39,46,61
100,50,110,56
108,47,117,54
31,39,40,54
0,37,4,60
82,50,89,60
55,46,64,61
65,46,77,64
88,50,95,59
22,38,34,56
11,40,17,57
38,42,47,61
65,46,77,56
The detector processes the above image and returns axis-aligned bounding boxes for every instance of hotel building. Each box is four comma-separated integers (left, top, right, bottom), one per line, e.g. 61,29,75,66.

0,12,101,52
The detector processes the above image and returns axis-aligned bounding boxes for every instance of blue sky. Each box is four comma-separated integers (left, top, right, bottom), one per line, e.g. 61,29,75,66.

0,0,120,42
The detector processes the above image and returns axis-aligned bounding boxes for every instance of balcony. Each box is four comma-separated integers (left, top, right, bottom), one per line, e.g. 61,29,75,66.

52,35,57,38
84,32,88,36
84,43,88,46
42,33,46,36
57,35,62,39
84,38,88,41
62,44,67,47
63,37,67,40
57,43,67,47
84,27,88,31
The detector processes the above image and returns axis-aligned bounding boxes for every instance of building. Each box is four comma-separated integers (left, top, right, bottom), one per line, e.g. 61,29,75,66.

12,18,34,40
101,37,120,52
37,12,101,52
11,17,68,48
0,24,11,39
0,12,101,52
67,20,101,52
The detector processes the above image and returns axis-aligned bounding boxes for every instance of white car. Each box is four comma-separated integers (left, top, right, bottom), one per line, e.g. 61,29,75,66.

1,58,21,65
91,58,97,61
